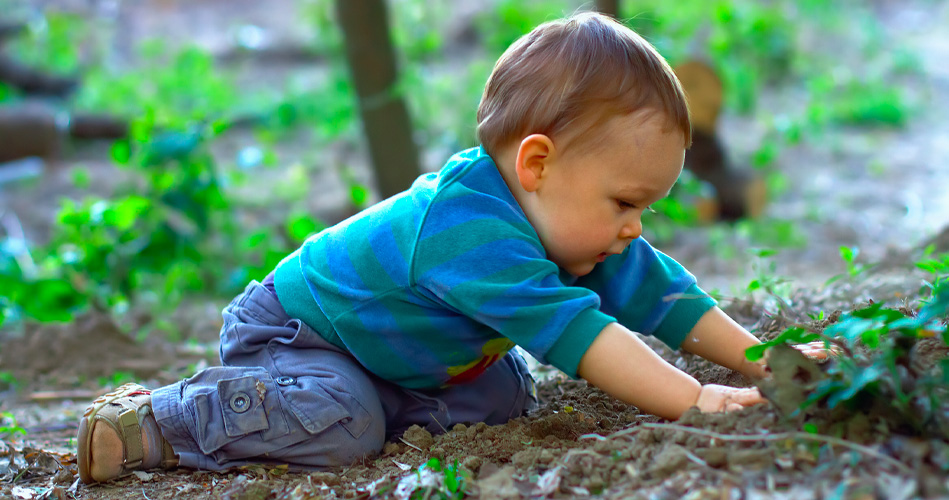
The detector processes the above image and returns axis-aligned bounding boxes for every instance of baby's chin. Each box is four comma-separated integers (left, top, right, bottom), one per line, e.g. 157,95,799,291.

563,262,597,277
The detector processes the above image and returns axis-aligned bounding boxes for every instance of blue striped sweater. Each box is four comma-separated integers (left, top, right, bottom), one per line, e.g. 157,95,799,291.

274,147,715,389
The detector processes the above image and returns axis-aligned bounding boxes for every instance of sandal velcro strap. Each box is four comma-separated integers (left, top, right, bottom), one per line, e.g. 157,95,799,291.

118,407,144,468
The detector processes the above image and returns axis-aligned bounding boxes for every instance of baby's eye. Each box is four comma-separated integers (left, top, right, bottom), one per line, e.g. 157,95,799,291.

616,200,636,210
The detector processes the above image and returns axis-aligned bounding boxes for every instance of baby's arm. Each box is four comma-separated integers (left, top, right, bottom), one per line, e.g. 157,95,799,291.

679,307,768,379
681,307,836,376
577,322,765,420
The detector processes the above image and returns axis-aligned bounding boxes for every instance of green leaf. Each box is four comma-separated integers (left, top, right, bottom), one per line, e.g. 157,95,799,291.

745,327,817,361
111,196,150,231
110,140,132,165
72,167,91,188
350,184,369,206
826,317,876,344
839,246,856,263
286,214,323,243
444,463,458,493
826,364,883,408
748,248,778,258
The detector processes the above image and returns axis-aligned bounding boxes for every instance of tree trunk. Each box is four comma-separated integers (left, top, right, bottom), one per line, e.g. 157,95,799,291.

335,0,421,199
594,0,620,18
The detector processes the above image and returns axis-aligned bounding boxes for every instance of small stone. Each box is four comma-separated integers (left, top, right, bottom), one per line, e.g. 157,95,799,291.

402,424,434,450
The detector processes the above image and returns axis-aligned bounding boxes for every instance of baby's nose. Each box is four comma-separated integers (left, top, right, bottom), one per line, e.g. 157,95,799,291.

619,219,642,240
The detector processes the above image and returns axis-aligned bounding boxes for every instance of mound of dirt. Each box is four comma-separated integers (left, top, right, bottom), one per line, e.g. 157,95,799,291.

0,312,178,387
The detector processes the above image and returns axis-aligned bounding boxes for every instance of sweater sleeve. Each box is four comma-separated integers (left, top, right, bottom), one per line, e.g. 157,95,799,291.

572,238,716,350
412,196,615,379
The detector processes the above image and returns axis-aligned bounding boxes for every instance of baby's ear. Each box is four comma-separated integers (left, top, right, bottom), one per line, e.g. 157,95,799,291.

515,134,555,192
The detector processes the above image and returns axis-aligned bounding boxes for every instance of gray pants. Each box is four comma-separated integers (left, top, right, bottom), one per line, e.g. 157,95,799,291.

151,281,537,471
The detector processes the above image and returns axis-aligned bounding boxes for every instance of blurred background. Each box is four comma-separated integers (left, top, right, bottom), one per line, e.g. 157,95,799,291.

0,0,948,336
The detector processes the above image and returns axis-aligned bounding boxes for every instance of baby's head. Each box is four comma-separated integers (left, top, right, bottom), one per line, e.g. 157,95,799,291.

477,12,691,276
477,11,690,161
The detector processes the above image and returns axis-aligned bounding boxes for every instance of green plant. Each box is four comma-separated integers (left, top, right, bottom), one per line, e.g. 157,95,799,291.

625,0,795,113
916,247,949,289
8,11,86,74
476,0,561,58
0,411,26,439
0,371,18,390
396,458,469,500
744,247,795,315
97,371,136,388
824,245,875,287
806,75,908,128
76,43,238,125
0,114,298,326
840,246,868,277
748,281,949,437
735,218,807,250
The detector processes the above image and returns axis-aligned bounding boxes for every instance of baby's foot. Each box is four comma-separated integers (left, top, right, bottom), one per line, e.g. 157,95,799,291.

77,384,178,483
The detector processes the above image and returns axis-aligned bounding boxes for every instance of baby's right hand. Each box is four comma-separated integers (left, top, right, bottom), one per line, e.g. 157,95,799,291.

694,384,766,413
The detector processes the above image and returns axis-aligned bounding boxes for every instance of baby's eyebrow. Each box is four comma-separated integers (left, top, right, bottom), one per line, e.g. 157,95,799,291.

615,186,670,200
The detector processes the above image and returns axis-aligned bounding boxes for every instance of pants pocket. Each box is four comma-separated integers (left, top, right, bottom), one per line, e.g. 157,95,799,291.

191,370,290,455
279,377,373,440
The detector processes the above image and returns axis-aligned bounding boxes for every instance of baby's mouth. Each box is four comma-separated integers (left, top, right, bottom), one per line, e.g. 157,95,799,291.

596,253,608,262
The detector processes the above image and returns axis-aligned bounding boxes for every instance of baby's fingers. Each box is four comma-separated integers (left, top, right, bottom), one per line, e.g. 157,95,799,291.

792,340,841,360
728,387,766,406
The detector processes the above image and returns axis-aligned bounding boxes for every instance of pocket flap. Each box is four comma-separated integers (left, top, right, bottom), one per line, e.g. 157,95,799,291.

218,375,272,437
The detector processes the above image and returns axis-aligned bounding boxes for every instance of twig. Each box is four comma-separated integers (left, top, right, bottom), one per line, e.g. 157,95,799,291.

562,448,601,464
428,413,448,434
399,437,423,453
589,422,911,475
30,390,98,402
0,210,35,277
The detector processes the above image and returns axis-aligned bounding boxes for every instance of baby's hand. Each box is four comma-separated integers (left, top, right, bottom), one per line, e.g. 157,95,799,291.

746,341,841,379
789,340,840,360
694,384,766,413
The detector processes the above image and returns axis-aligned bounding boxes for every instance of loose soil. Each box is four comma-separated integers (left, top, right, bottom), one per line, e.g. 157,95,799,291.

2,289,948,499
2,0,949,498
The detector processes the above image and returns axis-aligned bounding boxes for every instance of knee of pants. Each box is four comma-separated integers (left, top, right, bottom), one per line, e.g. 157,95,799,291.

183,367,386,467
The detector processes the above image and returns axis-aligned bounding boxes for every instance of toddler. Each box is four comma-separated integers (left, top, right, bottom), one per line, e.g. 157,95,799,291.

77,11,808,484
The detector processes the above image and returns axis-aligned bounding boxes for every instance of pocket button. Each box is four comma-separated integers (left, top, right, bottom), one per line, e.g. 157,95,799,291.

275,376,296,386
229,392,251,413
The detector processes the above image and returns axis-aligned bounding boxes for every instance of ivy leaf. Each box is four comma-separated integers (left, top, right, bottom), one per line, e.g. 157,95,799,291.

826,317,876,345
286,214,324,243
826,364,883,408
745,327,817,361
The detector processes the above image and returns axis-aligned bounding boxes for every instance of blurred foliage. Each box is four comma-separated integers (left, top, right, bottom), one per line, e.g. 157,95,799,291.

748,279,949,438
6,11,86,74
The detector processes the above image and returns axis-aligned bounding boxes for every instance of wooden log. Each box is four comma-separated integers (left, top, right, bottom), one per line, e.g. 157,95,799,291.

594,0,620,18
0,54,77,97
675,60,766,220
0,103,129,163
0,103,60,163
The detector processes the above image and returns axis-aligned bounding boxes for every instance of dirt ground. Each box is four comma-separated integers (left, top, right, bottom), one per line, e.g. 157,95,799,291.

1,281,948,499
2,0,949,499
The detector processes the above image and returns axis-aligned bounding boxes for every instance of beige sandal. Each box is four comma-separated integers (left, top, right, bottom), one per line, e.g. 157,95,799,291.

77,383,177,484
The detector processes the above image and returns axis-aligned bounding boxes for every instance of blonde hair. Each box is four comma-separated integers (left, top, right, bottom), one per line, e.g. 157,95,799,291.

476,11,691,158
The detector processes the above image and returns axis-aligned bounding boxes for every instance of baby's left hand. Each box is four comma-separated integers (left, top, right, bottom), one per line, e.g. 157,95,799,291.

788,340,840,360
742,341,839,379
